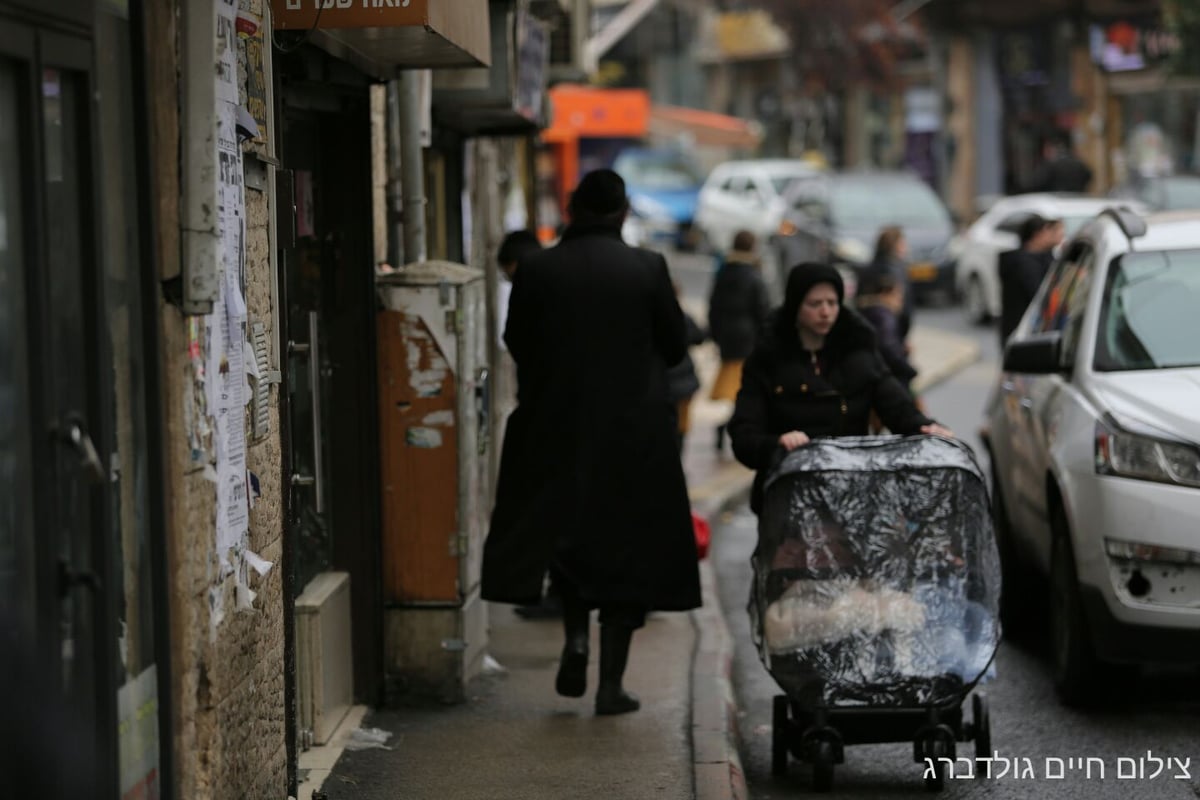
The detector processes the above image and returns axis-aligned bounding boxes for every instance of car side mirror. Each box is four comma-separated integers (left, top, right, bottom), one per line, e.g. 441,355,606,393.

1003,331,1064,374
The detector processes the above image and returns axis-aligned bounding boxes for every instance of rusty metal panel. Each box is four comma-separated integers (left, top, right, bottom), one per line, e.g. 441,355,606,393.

377,311,460,603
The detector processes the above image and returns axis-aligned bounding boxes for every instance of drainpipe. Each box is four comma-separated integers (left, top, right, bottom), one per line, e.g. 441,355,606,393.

180,0,221,313
396,70,428,264
386,81,404,267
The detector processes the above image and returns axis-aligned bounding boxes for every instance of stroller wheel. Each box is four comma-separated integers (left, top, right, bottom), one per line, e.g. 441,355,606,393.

972,693,991,766
771,696,789,776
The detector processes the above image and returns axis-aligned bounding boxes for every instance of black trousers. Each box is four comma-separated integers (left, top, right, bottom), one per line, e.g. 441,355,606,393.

550,564,647,630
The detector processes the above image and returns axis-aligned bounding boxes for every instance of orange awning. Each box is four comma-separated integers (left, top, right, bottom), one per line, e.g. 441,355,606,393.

542,85,651,143
648,105,762,149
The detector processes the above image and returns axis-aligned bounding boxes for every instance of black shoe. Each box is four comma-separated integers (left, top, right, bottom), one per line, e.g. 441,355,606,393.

595,624,641,715
556,595,590,698
556,647,588,698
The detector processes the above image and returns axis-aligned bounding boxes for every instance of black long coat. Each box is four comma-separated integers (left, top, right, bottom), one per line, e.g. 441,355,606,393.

729,281,932,514
708,256,770,361
482,225,702,612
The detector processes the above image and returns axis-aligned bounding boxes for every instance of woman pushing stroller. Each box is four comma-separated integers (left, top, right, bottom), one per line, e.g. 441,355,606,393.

728,262,952,509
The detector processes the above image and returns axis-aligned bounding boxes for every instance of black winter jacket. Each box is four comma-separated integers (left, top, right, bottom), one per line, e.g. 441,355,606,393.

729,277,933,513
708,256,770,361
858,301,917,387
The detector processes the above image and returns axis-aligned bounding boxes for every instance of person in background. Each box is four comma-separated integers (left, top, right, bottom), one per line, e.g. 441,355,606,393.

495,230,558,621
864,225,914,342
483,169,700,716
729,263,952,516
666,287,707,454
1032,132,1093,194
998,214,1059,347
708,230,770,452
856,270,917,395
496,230,543,351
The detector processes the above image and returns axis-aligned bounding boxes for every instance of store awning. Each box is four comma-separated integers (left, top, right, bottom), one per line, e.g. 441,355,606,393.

648,105,762,149
271,0,490,74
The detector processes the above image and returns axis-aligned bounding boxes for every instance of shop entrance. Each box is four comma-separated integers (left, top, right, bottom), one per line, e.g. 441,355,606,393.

277,45,384,737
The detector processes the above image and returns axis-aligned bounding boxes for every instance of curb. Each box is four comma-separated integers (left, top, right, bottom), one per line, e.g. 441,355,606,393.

689,475,753,800
911,336,981,396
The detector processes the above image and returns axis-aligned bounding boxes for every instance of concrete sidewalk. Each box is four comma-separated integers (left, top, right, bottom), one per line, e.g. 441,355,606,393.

301,321,979,800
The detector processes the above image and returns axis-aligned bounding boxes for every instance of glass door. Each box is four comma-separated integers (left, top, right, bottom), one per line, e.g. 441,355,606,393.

0,11,167,798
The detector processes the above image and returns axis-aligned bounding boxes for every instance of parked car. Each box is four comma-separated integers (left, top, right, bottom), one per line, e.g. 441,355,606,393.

693,159,824,254
1108,173,1200,211
612,146,705,250
773,171,956,304
985,207,1200,707
954,194,1149,324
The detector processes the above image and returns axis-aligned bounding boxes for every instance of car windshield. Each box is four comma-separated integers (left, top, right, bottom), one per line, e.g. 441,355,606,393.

770,174,811,196
828,179,950,227
1095,249,1200,371
614,153,702,190
1061,215,1094,237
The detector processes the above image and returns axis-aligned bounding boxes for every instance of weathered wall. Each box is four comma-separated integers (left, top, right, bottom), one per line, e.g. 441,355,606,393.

146,0,286,796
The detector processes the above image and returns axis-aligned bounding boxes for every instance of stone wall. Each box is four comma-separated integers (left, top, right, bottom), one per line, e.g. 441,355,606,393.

146,0,287,796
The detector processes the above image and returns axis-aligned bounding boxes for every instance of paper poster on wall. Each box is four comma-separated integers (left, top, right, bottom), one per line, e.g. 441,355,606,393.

117,665,160,800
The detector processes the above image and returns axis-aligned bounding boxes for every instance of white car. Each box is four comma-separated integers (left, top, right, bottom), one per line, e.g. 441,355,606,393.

694,159,823,254
954,194,1149,324
984,208,1200,706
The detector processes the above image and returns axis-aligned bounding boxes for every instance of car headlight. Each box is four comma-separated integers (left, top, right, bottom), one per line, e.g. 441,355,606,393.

1094,417,1200,487
1104,538,1200,566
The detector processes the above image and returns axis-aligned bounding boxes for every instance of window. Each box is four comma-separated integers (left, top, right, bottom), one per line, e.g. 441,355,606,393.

1032,243,1094,365
1095,249,1200,371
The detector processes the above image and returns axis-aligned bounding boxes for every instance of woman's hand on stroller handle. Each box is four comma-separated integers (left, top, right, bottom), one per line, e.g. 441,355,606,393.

920,423,955,439
779,431,811,451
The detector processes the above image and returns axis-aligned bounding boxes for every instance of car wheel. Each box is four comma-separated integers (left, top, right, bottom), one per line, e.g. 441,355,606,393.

1049,509,1103,707
963,275,991,325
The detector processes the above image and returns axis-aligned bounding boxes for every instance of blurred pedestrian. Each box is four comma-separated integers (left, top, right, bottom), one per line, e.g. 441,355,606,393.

729,263,951,515
865,225,914,341
856,270,917,394
708,230,770,452
1032,132,1093,194
666,290,707,455
483,169,701,716
496,230,562,621
998,213,1059,347
496,230,542,351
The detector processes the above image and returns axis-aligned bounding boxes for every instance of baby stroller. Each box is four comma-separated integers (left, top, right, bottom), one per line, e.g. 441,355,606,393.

754,435,1001,793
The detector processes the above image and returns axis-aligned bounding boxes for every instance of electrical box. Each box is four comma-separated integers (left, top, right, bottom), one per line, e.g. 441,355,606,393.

376,261,490,702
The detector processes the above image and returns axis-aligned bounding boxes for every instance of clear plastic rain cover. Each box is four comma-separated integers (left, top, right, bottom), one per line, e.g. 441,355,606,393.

753,435,1001,709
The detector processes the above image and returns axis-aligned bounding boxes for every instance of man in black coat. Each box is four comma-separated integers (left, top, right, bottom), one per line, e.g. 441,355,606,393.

482,169,701,716
998,214,1058,347
1031,134,1093,194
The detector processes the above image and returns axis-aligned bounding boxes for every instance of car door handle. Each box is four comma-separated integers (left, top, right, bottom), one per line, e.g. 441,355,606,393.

1001,381,1015,393
1020,398,1034,410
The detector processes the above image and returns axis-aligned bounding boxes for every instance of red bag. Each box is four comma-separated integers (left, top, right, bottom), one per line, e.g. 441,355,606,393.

692,511,711,560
